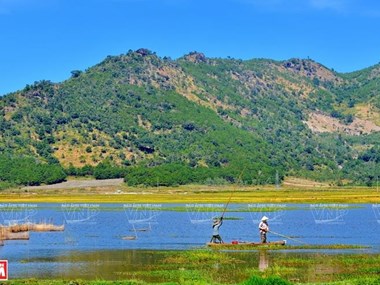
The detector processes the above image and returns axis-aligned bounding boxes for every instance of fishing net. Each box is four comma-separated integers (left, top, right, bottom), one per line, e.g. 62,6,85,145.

61,203,100,246
372,204,380,224
123,204,161,229
310,204,348,224
248,204,286,225
61,203,100,225
0,203,38,225
185,204,224,225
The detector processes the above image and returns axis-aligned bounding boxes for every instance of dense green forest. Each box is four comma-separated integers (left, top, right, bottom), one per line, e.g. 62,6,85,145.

1,49,380,187
0,154,66,189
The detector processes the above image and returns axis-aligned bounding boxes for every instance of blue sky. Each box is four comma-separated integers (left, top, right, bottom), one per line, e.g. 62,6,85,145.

1,0,380,95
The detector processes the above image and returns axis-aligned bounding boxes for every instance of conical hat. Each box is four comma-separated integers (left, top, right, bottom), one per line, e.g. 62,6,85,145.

261,216,269,221
213,217,220,224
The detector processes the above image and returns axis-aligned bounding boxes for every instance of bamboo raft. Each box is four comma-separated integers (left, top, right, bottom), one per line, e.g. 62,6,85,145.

0,227,30,241
27,223,65,232
4,223,64,233
0,222,64,243
207,240,286,248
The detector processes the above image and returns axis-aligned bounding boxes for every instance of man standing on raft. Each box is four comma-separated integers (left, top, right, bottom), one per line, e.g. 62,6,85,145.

210,217,224,243
259,216,269,243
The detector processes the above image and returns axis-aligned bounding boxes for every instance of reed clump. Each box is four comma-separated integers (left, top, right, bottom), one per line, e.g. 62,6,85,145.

0,226,29,240
0,221,64,243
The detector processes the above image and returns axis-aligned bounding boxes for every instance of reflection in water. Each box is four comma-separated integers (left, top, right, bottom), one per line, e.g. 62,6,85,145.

16,250,164,281
6,249,380,283
259,250,269,271
13,250,262,282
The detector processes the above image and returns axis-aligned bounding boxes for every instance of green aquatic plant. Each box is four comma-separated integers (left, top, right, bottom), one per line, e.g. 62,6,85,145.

241,275,292,285
5,250,380,285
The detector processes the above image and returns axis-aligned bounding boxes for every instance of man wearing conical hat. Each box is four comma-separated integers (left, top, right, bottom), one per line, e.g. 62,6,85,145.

210,216,224,243
259,216,269,243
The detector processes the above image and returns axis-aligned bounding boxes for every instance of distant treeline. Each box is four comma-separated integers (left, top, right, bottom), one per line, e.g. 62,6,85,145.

66,161,279,186
0,156,127,188
65,161,127,180
0,154,66,187
0,154,280,188
1,151,379,189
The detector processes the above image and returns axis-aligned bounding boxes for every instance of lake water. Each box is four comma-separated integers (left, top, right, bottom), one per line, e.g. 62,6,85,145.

1,203,380,279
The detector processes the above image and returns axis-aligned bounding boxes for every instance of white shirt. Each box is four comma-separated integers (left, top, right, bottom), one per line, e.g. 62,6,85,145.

259,221,269,233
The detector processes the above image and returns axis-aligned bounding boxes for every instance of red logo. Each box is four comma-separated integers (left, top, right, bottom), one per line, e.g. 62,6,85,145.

0,260,8,280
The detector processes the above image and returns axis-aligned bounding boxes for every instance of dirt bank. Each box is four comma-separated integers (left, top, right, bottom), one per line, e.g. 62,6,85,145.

22,178,124,190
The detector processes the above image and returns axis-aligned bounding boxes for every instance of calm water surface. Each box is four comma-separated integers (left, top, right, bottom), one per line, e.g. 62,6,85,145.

1,203,379,279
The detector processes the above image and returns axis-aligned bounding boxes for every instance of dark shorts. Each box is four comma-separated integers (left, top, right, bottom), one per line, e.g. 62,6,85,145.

211,234,223,243
260,231,267,243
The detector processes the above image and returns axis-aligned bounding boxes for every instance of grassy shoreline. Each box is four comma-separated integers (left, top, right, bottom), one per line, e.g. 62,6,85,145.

1,183,380,203
6,278,380,285
5,249,380,285
2,181,380,285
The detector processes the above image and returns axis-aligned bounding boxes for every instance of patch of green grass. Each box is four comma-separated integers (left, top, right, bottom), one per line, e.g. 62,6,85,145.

0,181,15,190
285,244,369,250
2,184,380,204
5,281,145,285
4,249,380,285
241,275,292,285
207,243,367,251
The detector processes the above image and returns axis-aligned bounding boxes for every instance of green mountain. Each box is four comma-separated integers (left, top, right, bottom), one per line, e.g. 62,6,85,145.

1,49,380,187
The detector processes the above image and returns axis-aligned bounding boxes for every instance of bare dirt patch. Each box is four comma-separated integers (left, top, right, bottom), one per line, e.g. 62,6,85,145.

304,112,380,135
355,104,380,125
22,178,124,191
283,177,329,188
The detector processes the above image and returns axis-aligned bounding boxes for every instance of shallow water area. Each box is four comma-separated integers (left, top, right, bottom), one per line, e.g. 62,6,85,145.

1,202,380,281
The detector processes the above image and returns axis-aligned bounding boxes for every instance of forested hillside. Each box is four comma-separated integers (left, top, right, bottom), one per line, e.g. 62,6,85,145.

1,49,380,187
